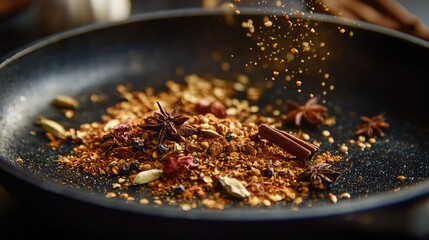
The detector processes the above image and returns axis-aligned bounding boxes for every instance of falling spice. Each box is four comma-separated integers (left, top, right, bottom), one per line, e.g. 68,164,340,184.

241,7,336,101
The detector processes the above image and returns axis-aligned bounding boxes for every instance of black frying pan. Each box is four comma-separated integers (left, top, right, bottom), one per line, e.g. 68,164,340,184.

0,8,429,239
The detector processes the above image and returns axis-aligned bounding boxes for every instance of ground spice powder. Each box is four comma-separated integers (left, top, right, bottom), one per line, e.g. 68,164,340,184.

54,74,342,210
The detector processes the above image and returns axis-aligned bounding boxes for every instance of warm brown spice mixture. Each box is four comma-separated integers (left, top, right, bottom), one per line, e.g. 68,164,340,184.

46,74,347,210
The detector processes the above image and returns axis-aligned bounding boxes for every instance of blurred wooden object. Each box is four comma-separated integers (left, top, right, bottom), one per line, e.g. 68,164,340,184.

0,0,31,18
37,0,131,34
310,0,429,40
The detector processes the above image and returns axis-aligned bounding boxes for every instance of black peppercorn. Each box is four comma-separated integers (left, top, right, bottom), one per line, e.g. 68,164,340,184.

157,144,167,154
225,132,234,142
130,161,140,170
120,163,130,174
264,167,275,177
193,158,199,164
132,140,145,152
174,185,185,194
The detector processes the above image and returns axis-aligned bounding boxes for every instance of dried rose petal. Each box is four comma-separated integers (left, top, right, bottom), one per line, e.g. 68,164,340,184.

210,101,227,118
163,154,197,177
111,121,131,144
196,99,226,118
196,99,212,112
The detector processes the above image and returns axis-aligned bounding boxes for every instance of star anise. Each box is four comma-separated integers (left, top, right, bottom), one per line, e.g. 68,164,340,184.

142,101,197,145
297,163,341,189
355,113,389,137
285,97,328,126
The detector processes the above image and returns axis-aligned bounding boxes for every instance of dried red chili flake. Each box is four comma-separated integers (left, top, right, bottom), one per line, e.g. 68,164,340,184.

111,147,136,159
100,121,145,158
163,154,197,177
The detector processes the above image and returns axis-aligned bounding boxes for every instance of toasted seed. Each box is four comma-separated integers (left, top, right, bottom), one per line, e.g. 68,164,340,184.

76,130,87,140
322,130,330,137
133,169,163,185
340,144,348,153
104,119,120,132
63,110,75,118
339,192,351,199
200,129,221,138
173,143,183,152
52,95,79,109
201,198,217,208
36,117,66,139
202,176,213,183
105,192,116,198
219,176,250,198
180,203,192,211
126,197,135,202
397,175,406,181
328,193,338,203
15,157,24,164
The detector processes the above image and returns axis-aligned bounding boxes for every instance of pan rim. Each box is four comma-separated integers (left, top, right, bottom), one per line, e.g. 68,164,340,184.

0,7,428,221
1,7,428,66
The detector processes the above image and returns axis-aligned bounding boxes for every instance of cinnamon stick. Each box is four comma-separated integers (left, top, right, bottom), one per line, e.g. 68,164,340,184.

258,124,318,162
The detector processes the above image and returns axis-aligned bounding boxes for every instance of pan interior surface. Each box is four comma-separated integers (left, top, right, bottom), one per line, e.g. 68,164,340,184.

0,9,428,220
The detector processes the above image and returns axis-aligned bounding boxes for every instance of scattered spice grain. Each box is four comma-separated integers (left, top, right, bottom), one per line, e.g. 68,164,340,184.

397,175,406,181
105,192,116,198
15,157,24,165
328,193,338,203
45,74,347,210
339,192,351,199
52,95,79,109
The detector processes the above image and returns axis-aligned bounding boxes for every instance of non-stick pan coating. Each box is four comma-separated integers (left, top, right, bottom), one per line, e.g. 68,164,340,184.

0,8,428,238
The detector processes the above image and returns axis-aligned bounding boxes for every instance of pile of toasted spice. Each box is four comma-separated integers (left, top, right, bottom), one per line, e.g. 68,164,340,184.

42,74,350,210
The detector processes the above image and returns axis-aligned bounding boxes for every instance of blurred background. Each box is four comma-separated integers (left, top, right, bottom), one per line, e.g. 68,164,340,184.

0,0,428,58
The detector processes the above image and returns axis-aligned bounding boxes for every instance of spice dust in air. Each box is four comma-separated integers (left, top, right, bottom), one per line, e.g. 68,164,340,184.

234,0,354,104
